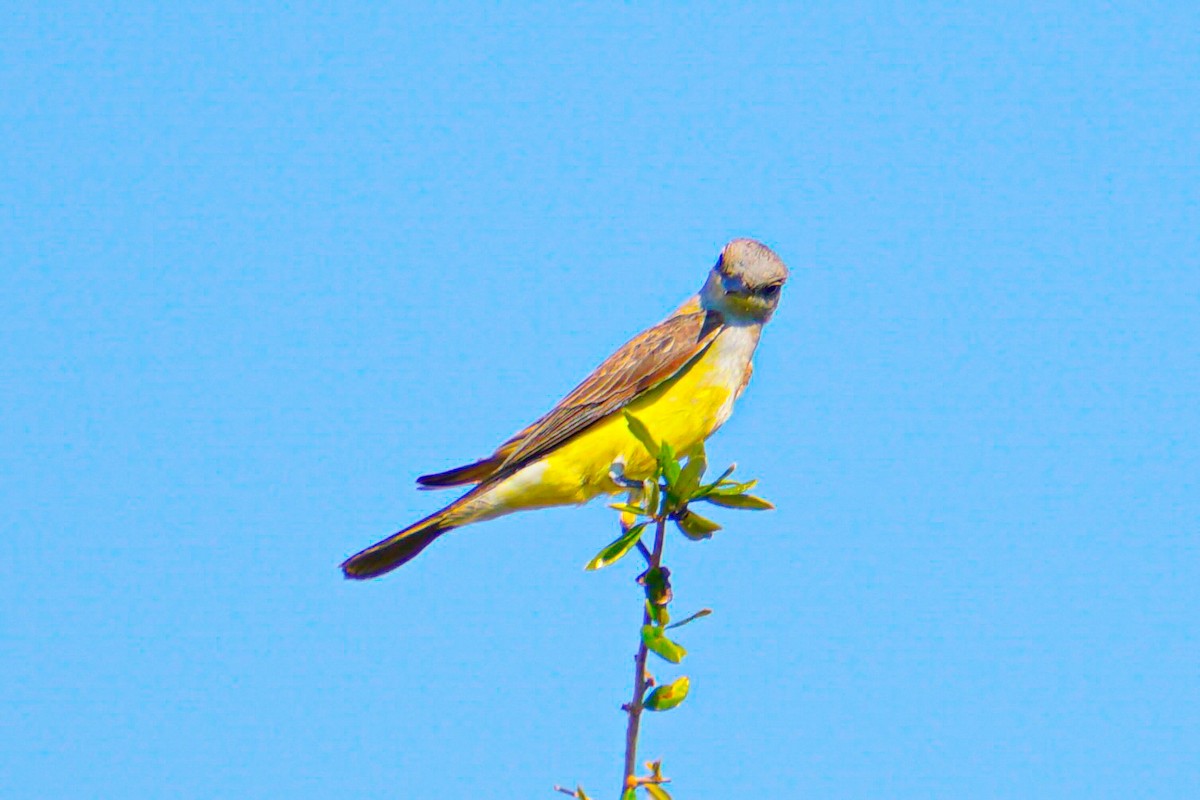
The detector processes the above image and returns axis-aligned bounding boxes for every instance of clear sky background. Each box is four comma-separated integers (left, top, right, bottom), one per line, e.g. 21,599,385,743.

3,4,1198,799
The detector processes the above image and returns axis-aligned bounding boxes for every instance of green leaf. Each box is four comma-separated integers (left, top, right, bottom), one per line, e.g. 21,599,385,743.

700,493,775,510
624,411,660,459
645,600,669,627
609,502,649,516
675,509,722,540
644,479,661,518
644,785,673,800
673,445,707,502
585,522,648,570
666,608,712,629
641,625,687,663
644,675,690,711
708,479,758,496
658,442,681,489
622,788,637,800
694,464,736,498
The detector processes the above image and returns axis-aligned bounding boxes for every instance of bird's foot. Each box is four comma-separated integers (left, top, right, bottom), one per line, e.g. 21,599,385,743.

608,460,642,489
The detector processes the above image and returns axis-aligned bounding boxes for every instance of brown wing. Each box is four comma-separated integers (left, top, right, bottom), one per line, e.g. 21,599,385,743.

496,305,723,472
417,299,724,488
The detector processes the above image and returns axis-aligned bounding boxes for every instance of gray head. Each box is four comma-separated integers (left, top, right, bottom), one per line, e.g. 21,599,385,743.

700,238,789,322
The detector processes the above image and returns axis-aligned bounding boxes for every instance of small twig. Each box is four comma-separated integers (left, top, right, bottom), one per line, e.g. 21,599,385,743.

666,608,712,629
621,512,668,796
635,539,653,562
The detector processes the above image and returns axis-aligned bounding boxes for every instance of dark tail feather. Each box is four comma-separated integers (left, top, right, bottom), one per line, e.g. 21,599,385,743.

341,511,452,580
417,455,503,489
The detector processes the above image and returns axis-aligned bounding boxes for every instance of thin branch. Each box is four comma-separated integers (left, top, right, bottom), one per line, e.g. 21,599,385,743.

635,539,653,563
666,608,712,630
621,512,668,796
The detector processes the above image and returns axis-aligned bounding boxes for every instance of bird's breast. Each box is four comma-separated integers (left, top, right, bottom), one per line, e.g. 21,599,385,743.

696,322,762,428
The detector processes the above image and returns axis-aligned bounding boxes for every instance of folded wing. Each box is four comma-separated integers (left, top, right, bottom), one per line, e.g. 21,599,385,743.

417,300,723,489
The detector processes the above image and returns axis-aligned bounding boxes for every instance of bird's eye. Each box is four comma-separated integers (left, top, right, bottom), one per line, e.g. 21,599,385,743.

762,284,781,298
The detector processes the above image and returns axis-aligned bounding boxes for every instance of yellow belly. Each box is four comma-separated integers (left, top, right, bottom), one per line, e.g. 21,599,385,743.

459,325,758,521
533,361,733,500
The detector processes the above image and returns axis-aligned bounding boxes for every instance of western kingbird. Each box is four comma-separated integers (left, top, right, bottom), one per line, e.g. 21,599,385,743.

342,238,788,579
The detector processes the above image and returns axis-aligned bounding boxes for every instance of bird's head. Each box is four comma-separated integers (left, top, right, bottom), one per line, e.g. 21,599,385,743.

700,239,789,322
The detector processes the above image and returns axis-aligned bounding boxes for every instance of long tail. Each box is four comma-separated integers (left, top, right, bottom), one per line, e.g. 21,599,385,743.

341,498,470,579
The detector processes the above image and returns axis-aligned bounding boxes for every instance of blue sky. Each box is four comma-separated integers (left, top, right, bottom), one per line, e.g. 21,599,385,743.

3,3,1198,798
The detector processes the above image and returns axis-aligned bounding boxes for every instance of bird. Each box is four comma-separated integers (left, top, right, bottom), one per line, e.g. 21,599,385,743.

341,238,788,579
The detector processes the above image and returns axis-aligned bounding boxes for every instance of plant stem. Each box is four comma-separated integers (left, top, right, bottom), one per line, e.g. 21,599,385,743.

621,513,668,796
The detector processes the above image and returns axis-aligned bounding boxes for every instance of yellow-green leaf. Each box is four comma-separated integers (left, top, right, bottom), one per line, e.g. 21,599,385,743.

700,493,774,510
644,479,661,518
644,675,690,711
673,445,707,502
708,479,757,496
641,625,687,663
645,600,669,627
659,442,681,489
585,522,648,570
624,411,660,459
675,509,721,540
644,785,672,800
609,502,649,516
